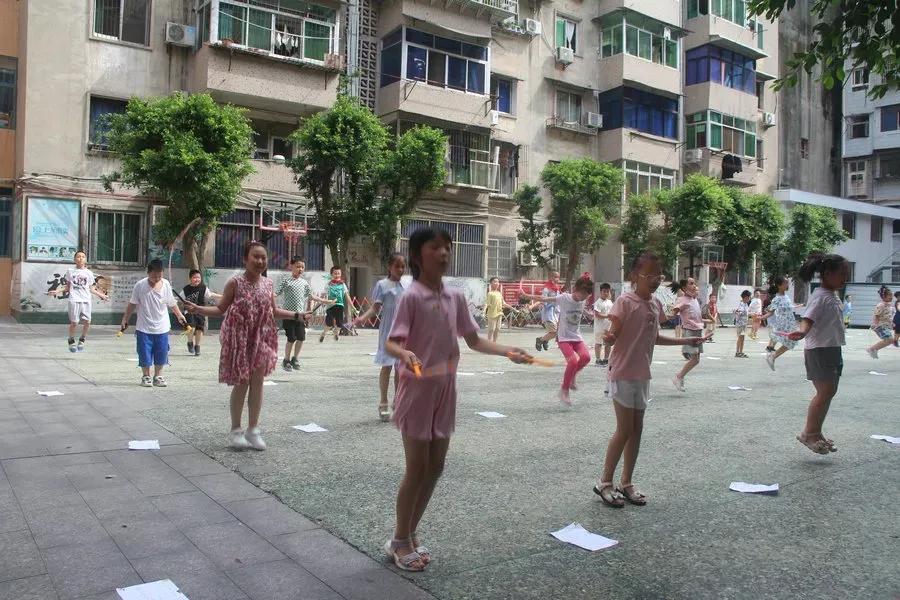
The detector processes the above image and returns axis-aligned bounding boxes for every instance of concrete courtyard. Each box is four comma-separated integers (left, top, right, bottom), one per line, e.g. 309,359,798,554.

1,320,898,599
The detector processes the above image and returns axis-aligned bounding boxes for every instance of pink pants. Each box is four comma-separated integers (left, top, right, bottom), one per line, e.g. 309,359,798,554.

558,340,590,390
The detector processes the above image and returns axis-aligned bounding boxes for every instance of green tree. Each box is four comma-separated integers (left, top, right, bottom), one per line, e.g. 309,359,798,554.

619,192,657,268
540,159,623,286
103,93,254,269
748,0,899,99
513,184,552,269
289,94,446,272
713,188,785,273
761,204,846,278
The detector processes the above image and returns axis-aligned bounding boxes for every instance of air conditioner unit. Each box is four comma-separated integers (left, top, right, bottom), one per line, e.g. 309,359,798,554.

489,110,500,126
165,22,196,47
556,46,574,65
324,54,346,70
524,18,542,36
762,112,776,127
585,112,602,128
684,148,703,163
517,250,538,267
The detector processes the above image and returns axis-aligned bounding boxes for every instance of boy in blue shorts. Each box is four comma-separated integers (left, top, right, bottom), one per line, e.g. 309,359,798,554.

120,260,187,387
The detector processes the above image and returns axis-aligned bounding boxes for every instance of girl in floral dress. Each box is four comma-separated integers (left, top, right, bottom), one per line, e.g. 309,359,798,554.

762,275,802,371
186,241,309,451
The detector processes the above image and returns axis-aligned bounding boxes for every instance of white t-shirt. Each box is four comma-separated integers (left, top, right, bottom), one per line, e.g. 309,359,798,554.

593,297,613,329
550,292,585,342
66,268,95,303
802,287,845,349
129,277,177,334
748,298,762,315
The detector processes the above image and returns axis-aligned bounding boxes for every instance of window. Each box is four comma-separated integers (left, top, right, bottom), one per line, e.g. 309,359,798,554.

93,0,151,45
599,87,678,140
214,208,324,270
686,110,756,157
399,219,484,278
880,153,900,178
849,114,870,139
756,80,764,110
881,105,900,132
847,160,866,197
846,261,855,282
251,122,296,160
487,237,515,279
756,139,764,170
852,68,869,90
841,212,856,239
870,216,883,242
686,45,756,95
600,16,677,68
89,210,143,264
0,57,16,129
491,76,513,114
380,28,488,93
800,138,809,159
0,190,10,257
623,161,676,196
753,19,764,50
88,96,128,150
555,16,577,53
556,90,582,123
687,0,746,25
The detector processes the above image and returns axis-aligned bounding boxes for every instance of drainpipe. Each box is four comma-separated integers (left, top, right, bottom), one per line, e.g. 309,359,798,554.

347,0,360,98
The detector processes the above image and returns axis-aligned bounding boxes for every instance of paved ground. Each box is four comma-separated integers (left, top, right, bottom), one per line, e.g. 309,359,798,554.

2,319,898,599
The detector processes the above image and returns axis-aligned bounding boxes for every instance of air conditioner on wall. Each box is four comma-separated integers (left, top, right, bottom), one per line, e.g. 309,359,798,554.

762,112,776,127
556,46,574,65
585,112,602,128
684,148,703,163
517,250,538,267
165,22,196,47
524,19,542,36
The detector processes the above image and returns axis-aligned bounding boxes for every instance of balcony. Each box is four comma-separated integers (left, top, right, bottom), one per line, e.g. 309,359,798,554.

685,149,757,188
596,0,679,27
684,82,758,122
441,0,518,22
447,146,499,190
546,116,599,136
597,53,681,96
684,15,766,59
377,80,493,128
597,129,679,171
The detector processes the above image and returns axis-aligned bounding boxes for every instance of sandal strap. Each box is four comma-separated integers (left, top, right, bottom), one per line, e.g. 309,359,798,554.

397,551,422,567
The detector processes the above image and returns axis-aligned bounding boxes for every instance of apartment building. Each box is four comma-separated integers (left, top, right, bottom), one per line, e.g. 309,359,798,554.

0,0,17,314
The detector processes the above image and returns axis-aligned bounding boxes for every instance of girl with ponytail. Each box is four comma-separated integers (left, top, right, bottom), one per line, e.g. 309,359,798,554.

866,284,896,359
761,274,803,370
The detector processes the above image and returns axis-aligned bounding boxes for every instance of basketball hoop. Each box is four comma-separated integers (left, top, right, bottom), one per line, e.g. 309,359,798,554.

278,221,307,245
707,261,728,278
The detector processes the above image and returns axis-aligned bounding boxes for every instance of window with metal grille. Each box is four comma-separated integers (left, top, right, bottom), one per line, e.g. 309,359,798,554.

93,0,151,45
487,237,515,279
89,210,143,265
841,212,856,239
871,216,883,243
398,219,485,278
848,115,869,139
88,96,128,151
0,189,11,257
0,57,16,130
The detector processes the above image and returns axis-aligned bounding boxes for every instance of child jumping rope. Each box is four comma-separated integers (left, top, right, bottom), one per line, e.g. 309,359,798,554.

320,266,354,342
521,274,594,405
483,277,515,342
866,285,895,359
733,289,751,358
182,269,222,357
383,227,529,571
670,278,704,392
275,257,332,371
593,282,613,366
762,276,802,371
354,253,408,422
535,271,561,351
594,253,705,508
186,241,310,451
783,253,849,455
48,250,108,352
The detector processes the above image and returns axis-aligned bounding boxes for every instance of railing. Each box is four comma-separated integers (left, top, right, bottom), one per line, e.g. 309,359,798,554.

446,146,499,190
545,116,598,135
463,0,519,14
865,248,900,283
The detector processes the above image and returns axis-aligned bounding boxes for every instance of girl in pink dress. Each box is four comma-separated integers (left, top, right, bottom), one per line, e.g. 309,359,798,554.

186,241,309,452
383,227,531,572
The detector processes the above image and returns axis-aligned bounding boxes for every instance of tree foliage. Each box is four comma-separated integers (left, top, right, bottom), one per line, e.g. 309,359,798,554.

713,188,785,272
103,93,254,269
748,0,900,99
513,184,552,269
760,204,847,278
289,94,446,272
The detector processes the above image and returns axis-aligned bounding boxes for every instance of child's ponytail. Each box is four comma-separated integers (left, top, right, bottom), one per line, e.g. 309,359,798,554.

767,275,786,298
797,252,847,283
573,272,593,294
669,279,687,293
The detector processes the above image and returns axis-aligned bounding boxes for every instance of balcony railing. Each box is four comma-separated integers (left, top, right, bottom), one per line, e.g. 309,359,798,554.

546,116,599,136
461,0,519,17
446,146,499,190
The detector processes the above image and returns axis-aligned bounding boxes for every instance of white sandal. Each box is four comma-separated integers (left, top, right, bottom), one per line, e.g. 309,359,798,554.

411,531,431,564
383,538,425,572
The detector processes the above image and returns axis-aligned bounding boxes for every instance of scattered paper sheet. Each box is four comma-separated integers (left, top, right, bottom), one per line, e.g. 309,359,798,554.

704,356,722,360
457,372,476,376
117,579,189,600
868,371,887,376
870,434,900,444
728,385,752,391
476,411,506,419
652,361,667,365
263,380,277,386
293,423,328,433
128,440,160,450
551,523,618,552
729,482,779,495
482,371,504,375
126,358,139,362
366,352,377,356
37,391,64,397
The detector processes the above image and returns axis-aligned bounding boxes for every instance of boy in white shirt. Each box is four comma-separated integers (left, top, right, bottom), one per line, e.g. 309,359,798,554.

48,250,108,352
748,289,763,340
593,283,613,366
120,260,187,388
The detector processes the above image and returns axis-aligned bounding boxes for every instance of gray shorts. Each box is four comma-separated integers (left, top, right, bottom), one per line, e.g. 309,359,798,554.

68,302,91,324
609,379,650,410
804,347,843,382
681,328,703,357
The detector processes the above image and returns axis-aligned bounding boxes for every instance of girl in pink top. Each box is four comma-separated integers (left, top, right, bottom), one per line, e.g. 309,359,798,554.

594,254,705,508
384,227,530,572
186,241,311,452
670,278,704,392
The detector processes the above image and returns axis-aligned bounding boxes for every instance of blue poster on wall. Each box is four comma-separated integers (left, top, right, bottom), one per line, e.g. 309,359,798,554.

26,197,80,262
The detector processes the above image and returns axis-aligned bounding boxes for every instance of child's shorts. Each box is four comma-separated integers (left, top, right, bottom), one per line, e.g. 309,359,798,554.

325,305,344,327
609,379,650,410
681,329,703,358
594,319,611,344
185,313,207,332
68,302,91,324
283,319,306,342
873,325,893,340
735,325,746,337
543,319,558,333
392,372,456,440
804,347,842,382
136,331,169,368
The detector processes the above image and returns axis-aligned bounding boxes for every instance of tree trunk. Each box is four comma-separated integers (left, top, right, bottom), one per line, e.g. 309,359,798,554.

196,228,211,270
564,242,579,289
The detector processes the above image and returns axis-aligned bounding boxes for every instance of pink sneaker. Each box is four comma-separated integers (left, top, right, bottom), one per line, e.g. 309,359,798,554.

558,388,572,406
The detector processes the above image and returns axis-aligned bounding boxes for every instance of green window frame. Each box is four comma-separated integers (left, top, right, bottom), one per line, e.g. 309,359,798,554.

89,210,143,265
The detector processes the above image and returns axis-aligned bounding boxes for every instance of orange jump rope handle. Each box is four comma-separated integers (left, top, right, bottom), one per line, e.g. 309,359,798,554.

411,362,423,378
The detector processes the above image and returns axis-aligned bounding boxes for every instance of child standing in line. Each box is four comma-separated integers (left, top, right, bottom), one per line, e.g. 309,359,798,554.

762,276,803,370
48,250,108,352
483,277,516,343
866,285,895,359
186,242,310,451
521,274,595,405
784,254,849,455
703,293,719,342
320,266,354,342
120,260,188,388
670,278,704,392
594,253,705,508
593,283,613,366
842,294,852,329
748,289,763,340
733,289,751,358
275,257,332,371
535,271,561,352
354,253,408,422
383,228,529,572
182,269,222,357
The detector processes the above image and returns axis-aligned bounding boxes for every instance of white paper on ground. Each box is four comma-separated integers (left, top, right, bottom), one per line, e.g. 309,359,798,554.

293,423,328,433
263,380,277,386
457,372,476,376
126,358,139,362
870,434,900,444
868,371,887,376
704,356,722,360
653,361,667,365
366,352,377,356
476,411,506,419
550,523,618,551
482,371,504,375
37,391,64,397
117,579,189,600
729,482,779,495
128,440,160,450
727,385,752,391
